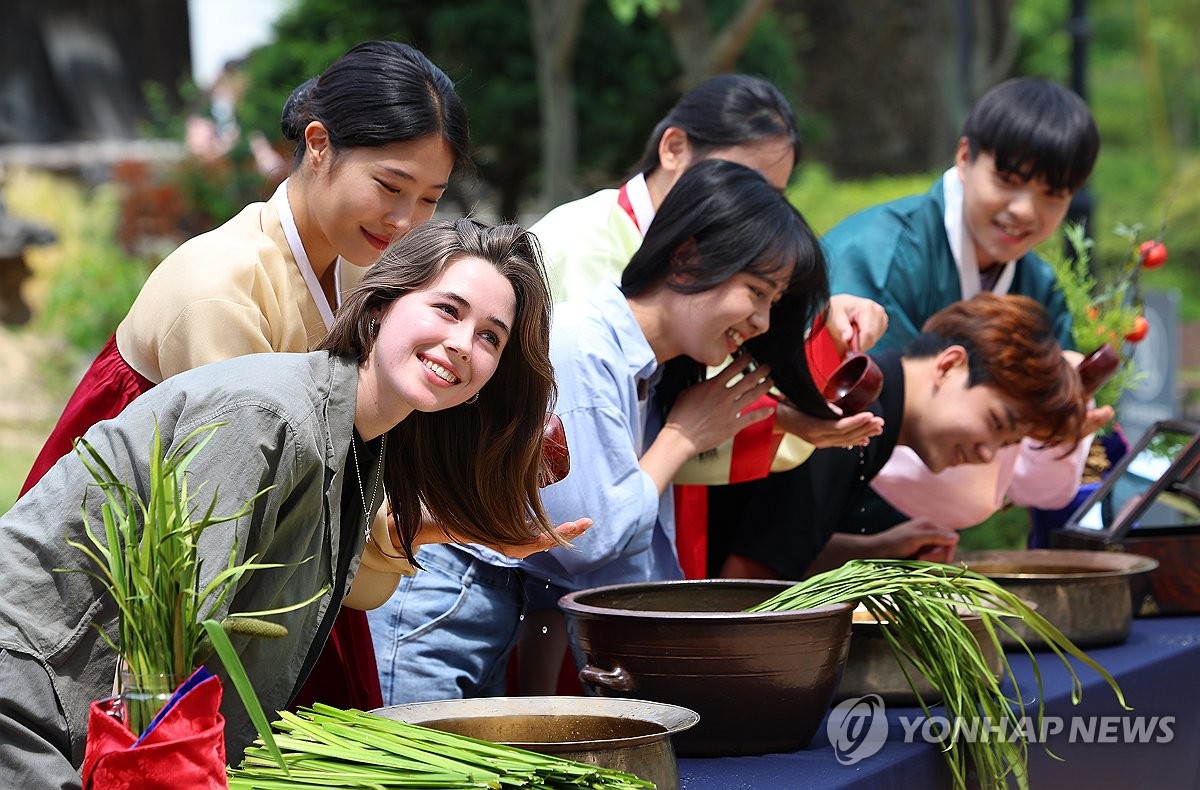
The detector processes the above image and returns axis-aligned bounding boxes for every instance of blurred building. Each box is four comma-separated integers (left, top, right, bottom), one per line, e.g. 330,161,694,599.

0,0,190,143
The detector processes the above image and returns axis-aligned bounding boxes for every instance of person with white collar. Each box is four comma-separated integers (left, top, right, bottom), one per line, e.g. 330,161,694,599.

530,73,889,452
822,77,1113,535
21,41,470,714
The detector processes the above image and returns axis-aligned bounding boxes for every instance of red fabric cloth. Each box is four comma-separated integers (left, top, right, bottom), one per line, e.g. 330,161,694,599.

805,316,843,392
674,485,709,580
506,642,584,696
616,181,644,233
673,324,837,580
22,335,153,496
82,670,227,790
729,395,782,484
290,608,383,711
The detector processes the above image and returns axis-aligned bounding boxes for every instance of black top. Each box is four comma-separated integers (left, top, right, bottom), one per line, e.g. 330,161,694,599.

707,350,905,579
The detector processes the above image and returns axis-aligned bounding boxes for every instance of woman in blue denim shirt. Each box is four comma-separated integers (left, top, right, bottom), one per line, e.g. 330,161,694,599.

370,159,837,704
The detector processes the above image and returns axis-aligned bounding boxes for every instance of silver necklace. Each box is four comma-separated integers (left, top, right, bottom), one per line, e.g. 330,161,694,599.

350,431,386,540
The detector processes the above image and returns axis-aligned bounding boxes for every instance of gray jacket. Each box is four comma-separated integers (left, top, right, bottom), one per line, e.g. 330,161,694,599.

0,351,373,773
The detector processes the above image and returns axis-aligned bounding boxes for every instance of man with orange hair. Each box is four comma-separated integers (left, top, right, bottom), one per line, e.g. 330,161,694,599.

819,77,1112,537
712,294,1087,580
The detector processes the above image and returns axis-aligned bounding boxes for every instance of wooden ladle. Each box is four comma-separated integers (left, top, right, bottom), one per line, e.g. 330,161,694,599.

1076,343,1121,396
820,325,884,415
538,413,571,486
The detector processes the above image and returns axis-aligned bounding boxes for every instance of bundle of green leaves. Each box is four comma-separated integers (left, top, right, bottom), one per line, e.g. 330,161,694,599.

230,704,655,789
62,420,321,751
748,558,1128,790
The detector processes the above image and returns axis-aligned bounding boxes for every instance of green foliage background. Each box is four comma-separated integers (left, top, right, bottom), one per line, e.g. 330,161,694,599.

235,0,799,216
4,0,1199,531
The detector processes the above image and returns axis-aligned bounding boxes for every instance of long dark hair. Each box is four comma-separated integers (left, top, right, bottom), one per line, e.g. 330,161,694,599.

621,158,835,419
280,40,471,173
320,219,557,563
634,73,800,176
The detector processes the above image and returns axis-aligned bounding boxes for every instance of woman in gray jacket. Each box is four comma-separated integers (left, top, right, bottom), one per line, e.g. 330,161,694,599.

0,218,589,788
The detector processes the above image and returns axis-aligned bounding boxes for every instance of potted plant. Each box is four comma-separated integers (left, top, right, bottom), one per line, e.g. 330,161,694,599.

1049,222,1166,410
1029,222,1168,543
63,420,311,785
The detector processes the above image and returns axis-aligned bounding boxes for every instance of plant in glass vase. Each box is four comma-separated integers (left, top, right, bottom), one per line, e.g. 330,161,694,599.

62,420,313,777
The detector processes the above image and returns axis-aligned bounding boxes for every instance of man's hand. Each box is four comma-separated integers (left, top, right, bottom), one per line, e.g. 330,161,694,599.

1064,349,1117,436
1082,404,1115,437
871,518,960,564
826,294,889,355
807,518,959,575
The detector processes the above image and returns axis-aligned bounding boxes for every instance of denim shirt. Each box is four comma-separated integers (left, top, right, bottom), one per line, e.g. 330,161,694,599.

0,351,371,768
520,281,682,591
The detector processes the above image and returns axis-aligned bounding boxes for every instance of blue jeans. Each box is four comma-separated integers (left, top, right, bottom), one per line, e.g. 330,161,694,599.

368,544,525,706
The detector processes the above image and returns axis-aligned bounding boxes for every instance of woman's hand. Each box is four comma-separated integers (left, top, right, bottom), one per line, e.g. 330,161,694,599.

486,518,594,559
775,400,883,448
346,508,416,610
384,503,594,559
663,354,776,457
641,355,775,495
422,518,595,560
345,517,592,609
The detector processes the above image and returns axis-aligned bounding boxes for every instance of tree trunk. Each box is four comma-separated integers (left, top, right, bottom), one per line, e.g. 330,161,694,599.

785,0,956,178
971,0,1019,94
659,0,776,90
528,0,588,211
782,0,1020,178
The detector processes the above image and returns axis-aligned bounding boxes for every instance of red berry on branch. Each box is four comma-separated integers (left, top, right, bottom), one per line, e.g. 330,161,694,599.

1125,315,1150,343
1139,240,1168,269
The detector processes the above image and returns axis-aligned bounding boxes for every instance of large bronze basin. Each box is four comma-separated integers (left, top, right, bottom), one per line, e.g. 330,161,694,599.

559,579,853,757
958,549,1159,648
372,696,696,790
836,608,1003,705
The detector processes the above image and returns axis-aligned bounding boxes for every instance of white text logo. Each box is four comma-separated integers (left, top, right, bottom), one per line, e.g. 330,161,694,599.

827,694,888,764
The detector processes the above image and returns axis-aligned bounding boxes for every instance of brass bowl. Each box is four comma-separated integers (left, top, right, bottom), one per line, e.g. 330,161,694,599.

958,549,1159,648
559,579,853,756
372,696,697,790
836,609,1003,705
